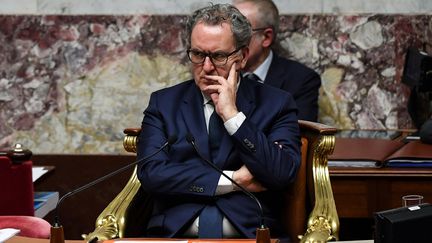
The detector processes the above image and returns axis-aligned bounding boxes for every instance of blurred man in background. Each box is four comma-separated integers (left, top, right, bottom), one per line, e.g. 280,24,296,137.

233,0,321,121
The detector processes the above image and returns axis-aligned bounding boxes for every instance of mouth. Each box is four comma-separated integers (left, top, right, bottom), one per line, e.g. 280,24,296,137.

201,78,217,85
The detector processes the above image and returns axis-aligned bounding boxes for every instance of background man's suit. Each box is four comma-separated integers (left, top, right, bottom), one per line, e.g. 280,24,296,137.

265,54,321,122
137,77,301,238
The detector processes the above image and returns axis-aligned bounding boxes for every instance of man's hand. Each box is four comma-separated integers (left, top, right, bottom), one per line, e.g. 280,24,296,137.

204,62,239,122
232,165,267,192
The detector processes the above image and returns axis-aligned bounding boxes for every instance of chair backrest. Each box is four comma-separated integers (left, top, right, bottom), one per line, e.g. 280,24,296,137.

0,145,34,216
0,145,51,239
283,137,308,239
84,120,339,243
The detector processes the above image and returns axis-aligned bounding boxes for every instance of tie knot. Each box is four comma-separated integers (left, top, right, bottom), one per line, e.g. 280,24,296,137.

246,73,261,82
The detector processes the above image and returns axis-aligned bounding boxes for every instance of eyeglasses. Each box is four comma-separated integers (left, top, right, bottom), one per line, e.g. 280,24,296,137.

187,46,244,67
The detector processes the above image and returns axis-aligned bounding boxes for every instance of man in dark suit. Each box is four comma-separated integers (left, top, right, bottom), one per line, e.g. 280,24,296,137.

136,3,301,240
233,0,321,122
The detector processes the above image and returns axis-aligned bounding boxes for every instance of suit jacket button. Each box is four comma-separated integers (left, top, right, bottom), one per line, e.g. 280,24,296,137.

243,138,256,152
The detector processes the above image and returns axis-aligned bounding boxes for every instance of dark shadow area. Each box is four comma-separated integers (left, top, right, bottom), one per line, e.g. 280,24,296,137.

339,218,375,241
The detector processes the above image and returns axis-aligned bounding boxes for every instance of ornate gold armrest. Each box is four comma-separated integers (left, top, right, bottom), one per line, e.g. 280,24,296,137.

84,128,142,242
298,120,339,243
83,167,141,242
123,128,140,153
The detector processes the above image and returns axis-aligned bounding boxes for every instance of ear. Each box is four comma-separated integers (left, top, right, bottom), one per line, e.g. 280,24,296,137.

238,46,250,69
261,28,275,48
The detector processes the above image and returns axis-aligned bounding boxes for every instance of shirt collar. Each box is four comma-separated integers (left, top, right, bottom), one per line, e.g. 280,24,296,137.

253,50,273,82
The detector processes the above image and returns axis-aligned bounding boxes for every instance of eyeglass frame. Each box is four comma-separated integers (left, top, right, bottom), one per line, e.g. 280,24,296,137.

186,46,245,67
252,26,272,32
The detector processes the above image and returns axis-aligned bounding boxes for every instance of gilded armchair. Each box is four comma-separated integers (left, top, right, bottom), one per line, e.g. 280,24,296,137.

83,120,339,243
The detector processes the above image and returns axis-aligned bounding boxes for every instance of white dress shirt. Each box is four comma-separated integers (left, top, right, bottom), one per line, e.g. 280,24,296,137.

244,50,273,83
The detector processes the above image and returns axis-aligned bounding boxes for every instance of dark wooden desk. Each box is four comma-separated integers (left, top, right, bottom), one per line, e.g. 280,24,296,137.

32,154,135,240
330,167,432,218
330,167,432,239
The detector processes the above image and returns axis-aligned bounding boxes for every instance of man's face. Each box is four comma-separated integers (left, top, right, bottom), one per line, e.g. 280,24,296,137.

235,2,274,72
189,22,247,96
234,2,269,72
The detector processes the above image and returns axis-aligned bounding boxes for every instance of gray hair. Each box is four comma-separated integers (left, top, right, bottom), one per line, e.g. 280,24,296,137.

185,3,252,49
232,0,279,39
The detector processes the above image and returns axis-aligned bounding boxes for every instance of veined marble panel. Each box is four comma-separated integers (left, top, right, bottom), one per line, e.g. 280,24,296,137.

0,14,429,153
1,0,432,14
322,0,432,14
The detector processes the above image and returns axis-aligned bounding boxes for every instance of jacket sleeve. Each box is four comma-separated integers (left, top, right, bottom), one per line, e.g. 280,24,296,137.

231,93,301,190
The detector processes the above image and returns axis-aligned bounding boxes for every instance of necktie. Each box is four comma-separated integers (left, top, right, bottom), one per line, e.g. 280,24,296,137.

198,206,223,238
246,73,261,83
198,102,223,238
208,108,224,160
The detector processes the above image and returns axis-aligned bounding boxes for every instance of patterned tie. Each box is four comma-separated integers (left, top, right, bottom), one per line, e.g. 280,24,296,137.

198,102,223,238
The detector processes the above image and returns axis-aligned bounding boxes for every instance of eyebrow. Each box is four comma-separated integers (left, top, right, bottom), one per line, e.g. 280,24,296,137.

189,48,233,53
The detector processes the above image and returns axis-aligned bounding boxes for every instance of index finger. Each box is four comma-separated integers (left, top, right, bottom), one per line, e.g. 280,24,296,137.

227,62,238,85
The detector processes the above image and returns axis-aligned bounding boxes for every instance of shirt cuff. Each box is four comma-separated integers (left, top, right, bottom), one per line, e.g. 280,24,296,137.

224,112,246,135
215,171,234,195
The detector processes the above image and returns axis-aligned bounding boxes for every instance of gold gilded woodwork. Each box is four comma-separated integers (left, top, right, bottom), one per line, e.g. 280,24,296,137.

85,120,339,243
298,126,339,242
83,167,141,242
82,215,118,241
123,134,137,153
299,216,332,243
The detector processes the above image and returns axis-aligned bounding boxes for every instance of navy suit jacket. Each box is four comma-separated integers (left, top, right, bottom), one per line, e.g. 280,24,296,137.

265,54,321,122
137,78,301,238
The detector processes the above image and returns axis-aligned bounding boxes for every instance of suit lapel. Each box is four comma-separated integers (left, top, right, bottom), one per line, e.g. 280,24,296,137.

236,77,256,117
180,85,211,159
264,54,285,88
180,79,257,168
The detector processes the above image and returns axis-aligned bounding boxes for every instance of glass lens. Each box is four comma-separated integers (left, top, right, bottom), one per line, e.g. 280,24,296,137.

210,53,228,65
187,47,242,67
188,50,205,64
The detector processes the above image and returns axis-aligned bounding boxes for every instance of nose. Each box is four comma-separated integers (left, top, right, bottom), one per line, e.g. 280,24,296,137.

202,56,215,72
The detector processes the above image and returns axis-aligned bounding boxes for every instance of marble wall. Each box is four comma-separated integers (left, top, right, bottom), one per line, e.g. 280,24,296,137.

1,1,431,153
